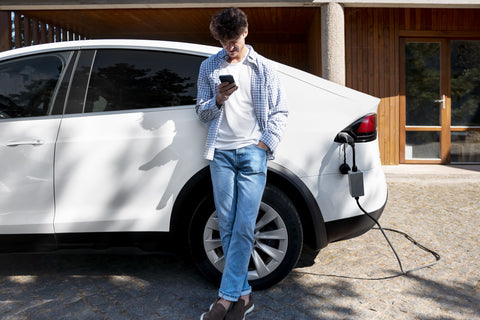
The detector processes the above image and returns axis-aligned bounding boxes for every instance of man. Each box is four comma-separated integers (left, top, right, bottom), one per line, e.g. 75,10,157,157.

196,7,288,320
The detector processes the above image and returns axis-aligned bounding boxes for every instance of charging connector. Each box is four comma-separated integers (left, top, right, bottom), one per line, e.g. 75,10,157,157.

336,132,357,175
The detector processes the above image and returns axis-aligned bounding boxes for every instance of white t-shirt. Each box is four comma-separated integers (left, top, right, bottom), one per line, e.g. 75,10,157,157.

215,51,261,150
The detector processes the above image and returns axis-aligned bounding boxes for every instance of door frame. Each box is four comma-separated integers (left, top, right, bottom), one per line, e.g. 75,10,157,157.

399,37,451,164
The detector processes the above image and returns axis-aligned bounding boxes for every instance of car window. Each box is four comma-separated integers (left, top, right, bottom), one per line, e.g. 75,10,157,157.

0,52,71,119
84,49,204,113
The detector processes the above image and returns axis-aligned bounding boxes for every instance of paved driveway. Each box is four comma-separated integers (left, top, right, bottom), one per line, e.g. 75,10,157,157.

0,165,479,319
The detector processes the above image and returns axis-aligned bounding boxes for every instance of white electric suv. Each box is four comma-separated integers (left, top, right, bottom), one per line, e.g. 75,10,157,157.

0,40,387,289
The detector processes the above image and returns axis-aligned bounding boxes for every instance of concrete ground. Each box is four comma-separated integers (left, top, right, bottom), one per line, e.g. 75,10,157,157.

0,165,479,319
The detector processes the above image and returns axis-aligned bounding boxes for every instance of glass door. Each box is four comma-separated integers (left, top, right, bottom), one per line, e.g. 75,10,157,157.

401,39,447,163
450,40,480,163
400,39,480,164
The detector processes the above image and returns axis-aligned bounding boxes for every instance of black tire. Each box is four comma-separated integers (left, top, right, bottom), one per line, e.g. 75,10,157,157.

189,183,303,290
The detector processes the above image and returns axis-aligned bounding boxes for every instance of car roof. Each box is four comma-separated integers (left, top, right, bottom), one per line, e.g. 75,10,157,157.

0,39,220,61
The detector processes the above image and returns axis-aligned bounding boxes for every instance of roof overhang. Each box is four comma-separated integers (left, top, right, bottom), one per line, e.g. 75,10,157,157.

332,0,480,8
1,0,480,10
4,7,319,45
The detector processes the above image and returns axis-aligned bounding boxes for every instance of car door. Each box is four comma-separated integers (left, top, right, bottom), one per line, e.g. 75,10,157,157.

53,48,207,233
0,51,73,234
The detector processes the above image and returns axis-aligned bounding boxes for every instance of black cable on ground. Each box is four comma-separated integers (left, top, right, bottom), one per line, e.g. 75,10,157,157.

294,199,441,281
356,197,441,275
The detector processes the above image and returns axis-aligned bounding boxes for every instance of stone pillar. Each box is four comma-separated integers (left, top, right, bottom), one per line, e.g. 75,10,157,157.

321,2,345,85
0,11,12,52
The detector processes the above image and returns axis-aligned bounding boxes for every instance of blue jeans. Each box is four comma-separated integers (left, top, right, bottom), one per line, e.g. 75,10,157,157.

210,144,268,301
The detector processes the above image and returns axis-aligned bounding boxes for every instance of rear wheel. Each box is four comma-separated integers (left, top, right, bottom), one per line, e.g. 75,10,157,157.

189,183,303,290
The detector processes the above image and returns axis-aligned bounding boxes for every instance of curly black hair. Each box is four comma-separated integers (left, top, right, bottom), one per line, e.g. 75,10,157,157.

209,7,248,41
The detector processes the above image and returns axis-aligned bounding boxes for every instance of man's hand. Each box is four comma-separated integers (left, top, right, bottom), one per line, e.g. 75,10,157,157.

256,141,269,151
216,82,238,106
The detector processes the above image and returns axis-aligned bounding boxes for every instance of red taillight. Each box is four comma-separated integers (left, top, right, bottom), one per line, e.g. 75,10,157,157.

334,114,377,144
357,114,376,134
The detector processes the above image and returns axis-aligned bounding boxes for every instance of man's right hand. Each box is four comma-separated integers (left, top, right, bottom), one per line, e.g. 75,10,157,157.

216,81,238,106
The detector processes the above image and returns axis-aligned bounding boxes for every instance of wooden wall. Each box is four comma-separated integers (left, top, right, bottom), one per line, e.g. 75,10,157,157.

399,8,480,34
345,8,480,165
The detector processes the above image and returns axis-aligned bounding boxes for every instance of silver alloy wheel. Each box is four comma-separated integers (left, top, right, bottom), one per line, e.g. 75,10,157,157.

202,202,289,280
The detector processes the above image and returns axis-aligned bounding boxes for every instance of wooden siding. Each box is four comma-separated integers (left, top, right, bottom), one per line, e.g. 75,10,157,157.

345,8,400,165
345,8,480,165
400,8,480,35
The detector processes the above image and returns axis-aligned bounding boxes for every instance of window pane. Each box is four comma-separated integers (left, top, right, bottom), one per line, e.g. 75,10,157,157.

451,40,480,126
451,131,480,163
0,53,68,118
405,131,441,160
85,50,204,112
405,43,441,126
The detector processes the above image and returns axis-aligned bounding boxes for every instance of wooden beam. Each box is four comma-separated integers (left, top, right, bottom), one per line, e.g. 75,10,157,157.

14,12,21,47
0,11,12,51
24,15,31,46
32,18,39,44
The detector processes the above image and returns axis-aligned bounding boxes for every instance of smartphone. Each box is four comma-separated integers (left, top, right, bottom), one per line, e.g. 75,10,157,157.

219,75,235,84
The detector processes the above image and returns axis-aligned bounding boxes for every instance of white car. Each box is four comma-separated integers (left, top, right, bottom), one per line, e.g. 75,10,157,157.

0,40,387,289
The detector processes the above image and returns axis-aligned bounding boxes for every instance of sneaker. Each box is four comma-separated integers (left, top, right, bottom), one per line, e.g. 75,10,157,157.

200,298,228,320
225,295,254,320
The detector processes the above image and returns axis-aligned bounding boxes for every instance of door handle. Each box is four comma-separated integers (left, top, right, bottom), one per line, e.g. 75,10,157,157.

434,94,446,109
6,139,44,147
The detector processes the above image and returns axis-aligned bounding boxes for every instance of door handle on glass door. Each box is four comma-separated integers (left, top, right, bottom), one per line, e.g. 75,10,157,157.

7,140,45,147
434,94,446,109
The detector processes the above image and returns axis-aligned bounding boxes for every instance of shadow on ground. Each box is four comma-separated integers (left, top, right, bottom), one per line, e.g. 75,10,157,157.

0,251,477,319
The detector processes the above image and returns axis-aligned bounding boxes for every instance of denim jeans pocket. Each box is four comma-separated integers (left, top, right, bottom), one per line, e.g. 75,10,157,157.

254,144,268,152
241,145,267,174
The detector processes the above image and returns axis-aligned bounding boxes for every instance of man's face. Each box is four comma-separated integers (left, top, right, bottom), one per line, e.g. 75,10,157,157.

220,30,248,61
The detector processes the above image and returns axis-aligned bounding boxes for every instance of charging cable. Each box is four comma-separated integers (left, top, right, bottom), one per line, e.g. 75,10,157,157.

335,132,441,276
355,198,441,274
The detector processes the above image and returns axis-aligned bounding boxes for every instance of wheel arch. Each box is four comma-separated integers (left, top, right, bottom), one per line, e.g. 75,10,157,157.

266,162,328,252
169,163,328,254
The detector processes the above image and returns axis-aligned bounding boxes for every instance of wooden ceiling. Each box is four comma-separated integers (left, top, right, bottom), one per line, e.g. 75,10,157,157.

18,7,318,46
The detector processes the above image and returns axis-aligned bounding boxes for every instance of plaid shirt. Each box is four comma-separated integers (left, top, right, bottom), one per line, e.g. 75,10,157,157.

195,46,288,160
